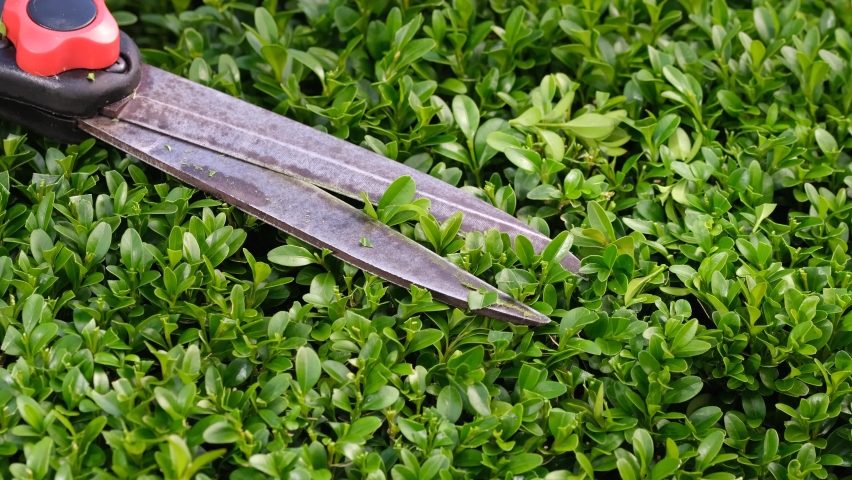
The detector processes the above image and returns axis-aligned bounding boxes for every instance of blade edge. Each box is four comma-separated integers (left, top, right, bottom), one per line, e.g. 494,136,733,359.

105,65,581,274
79,116,550,326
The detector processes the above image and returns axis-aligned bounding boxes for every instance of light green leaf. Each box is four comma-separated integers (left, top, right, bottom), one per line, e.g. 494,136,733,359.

453,95,480,141
296,346,322,392
588,201,616,242
379,176,417,210
565,113,617,139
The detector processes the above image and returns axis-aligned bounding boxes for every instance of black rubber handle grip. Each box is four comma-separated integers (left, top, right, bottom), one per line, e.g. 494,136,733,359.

0,30,142,143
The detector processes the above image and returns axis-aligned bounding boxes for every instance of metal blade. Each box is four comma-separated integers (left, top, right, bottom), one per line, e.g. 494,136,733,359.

79,116,550,326
101,65,581,274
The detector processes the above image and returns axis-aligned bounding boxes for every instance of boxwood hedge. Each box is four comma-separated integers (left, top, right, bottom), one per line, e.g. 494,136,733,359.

2,0,852,479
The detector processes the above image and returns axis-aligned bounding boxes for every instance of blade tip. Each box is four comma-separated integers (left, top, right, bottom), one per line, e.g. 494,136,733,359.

478,299,552,326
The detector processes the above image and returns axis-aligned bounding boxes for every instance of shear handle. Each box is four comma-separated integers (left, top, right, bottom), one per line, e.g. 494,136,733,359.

0,0,142,142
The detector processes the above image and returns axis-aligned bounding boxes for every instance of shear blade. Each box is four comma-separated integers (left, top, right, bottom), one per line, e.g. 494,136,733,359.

100,65,581,274
79,116,551,326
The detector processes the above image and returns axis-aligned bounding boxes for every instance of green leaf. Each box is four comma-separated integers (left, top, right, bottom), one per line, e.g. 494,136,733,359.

86,222,112,264
260,44,288,82
30,323,57,353
505,147,541,172
22,294,45,334
565,113,617,139
514,235,536,267
663,376,703,404
398,418,428,449
183,232,201,264
539,129,565,162
532,381,567,399
651,457,680,480
468,288,498,310
189,58,211,84
120,228,144,271
542,231,574,264
486,131,522,152
155,387,182,420
288,49,325,83
204,422,240,444
268,245,317,267
341,416,382,444
437,386,462,422
815,128,838,154
753,7,776,42
362,386,399,410
696,431,725,471
379,176,417,210
433,142,472,166
296,346,322,392
254,7,279,43
17,396,46,431
742,391,766,428
631,430,653,474
112,11,138,26
421,455,450,480
406,329,443,354
717,90,744,113
753,203,776,229
453,95,480,141
29,229,53,264
467,382,491,416
223,358,252,387
26,437,53,480
503,454,543,475
588,201,616,242
397,38,436,70
652,115,681,148
259,374,290,403
616,450,640,480
1,326,24,356
512,107,542,127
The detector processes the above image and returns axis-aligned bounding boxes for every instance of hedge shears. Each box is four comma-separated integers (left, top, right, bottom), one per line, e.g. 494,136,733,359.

0,0,581,325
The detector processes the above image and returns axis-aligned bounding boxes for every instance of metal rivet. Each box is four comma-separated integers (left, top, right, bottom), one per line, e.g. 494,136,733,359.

105,56,128,74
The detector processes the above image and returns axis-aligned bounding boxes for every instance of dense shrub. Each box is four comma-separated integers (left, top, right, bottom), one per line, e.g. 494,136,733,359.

3,0,852,478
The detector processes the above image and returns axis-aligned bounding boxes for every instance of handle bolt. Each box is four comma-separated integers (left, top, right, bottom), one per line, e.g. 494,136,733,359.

105,55,127,74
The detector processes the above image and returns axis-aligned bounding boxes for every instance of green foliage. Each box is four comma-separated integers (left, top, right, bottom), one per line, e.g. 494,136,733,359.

3,0,852,478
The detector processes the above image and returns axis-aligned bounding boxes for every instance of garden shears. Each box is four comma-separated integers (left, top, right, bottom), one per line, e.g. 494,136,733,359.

0,0,581,325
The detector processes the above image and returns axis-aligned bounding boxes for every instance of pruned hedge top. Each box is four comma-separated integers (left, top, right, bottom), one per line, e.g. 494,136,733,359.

2,0,852,479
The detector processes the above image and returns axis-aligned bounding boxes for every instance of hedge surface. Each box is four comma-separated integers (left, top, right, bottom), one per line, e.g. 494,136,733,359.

2,0,852,479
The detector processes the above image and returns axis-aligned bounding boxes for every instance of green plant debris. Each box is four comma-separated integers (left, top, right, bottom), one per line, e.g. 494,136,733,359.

468,287,498,310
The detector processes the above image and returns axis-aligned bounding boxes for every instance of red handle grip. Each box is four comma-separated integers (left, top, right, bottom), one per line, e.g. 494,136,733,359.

2,0,120,76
